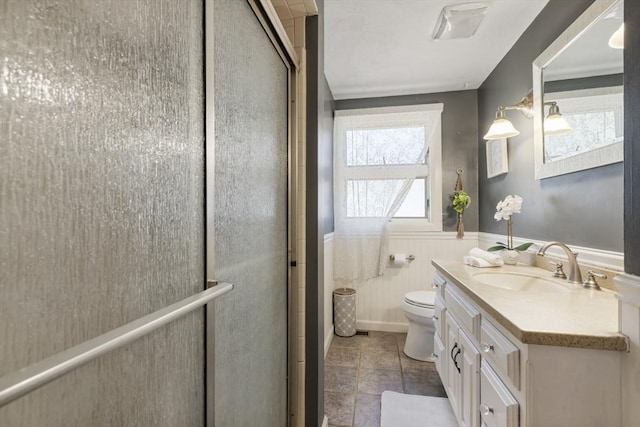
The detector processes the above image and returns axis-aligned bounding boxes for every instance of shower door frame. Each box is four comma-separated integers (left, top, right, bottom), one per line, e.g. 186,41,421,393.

203,1,300,425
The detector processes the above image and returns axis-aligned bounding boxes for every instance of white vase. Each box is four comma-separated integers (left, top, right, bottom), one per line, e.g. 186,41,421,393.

501,250,519,265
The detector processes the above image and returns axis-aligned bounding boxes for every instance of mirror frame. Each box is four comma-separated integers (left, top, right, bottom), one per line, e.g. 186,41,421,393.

533,0,623,180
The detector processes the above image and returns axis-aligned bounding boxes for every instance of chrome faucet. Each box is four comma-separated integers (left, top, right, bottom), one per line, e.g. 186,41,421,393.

537,241,583,284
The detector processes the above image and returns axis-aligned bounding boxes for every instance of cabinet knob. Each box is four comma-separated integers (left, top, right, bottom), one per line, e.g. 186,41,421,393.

480,342,494,353
432,282,440,289
479,403,494,416
432,315,438,321
432,352,438,359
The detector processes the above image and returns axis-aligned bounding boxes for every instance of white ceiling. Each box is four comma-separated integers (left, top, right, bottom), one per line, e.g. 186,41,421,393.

325,0,550,100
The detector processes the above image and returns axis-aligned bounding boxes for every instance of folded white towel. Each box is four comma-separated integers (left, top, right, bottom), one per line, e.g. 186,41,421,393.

469,248,504,266
463,256,499,268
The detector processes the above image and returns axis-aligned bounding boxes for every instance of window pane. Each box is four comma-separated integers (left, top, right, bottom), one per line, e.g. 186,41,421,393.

394,179,427,218
545,110,622,162
346,179,428,218
346,179,404,217
346,126,426,166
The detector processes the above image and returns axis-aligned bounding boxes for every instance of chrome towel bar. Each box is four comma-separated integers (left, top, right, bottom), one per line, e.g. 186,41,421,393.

0,282,233,407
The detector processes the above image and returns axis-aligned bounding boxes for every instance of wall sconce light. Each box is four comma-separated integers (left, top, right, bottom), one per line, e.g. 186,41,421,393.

608,23,624,49
483,90,573,140
543,102,573,135
483,91,533,140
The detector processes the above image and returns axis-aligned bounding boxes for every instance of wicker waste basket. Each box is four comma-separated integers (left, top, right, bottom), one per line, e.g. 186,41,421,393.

333,288,357,337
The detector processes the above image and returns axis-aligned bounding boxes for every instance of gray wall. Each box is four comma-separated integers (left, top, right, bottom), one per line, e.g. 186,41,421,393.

625,0,640,274
335,90,480,232
306,0,334,423
477,0,624,252
320,78,336,234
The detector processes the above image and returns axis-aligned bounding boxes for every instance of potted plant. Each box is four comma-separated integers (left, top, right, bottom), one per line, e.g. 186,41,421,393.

453,169,470,238
487,195,533,264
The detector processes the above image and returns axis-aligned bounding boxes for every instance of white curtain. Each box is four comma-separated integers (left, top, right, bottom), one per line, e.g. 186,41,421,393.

333,104,443,285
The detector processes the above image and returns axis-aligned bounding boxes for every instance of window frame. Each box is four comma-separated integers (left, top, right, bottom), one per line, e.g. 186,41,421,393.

334,103,443,232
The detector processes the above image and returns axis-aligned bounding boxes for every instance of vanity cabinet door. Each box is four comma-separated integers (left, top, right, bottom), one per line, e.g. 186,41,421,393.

434,296,446,337
459,328,481,427
434,332,447,385
445,312,462,421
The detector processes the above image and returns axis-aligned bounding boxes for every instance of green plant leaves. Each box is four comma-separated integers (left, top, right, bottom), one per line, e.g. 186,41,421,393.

513,242,534,251
487,242,508,251
453,191,471,213
486,241,534,252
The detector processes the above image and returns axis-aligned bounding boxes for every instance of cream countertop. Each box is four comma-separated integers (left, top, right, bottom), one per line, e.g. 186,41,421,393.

432,259,627,351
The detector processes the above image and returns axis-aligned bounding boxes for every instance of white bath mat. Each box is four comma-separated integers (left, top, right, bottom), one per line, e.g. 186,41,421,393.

380,391,457,427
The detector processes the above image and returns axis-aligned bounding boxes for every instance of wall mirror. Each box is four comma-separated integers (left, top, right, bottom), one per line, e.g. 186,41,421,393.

533,0,623,179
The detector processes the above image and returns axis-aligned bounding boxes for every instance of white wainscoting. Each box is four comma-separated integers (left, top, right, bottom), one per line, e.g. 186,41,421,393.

325,232,479,333
478,232,624,271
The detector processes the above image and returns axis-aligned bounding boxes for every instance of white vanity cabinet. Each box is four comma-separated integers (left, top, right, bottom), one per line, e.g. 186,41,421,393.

435,280,482,427
432,268,623,427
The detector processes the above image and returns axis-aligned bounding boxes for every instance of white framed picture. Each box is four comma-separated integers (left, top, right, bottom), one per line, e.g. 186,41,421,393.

486,138,509,178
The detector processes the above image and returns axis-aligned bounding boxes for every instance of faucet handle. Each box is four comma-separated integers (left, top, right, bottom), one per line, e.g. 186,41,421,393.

548,262,567,279
582,270,607,290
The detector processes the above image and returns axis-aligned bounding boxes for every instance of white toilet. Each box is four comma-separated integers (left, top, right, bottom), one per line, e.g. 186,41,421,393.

402,290,436,362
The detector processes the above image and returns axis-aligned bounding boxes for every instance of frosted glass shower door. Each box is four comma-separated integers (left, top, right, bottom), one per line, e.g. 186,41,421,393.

0,0,208,425
207,0,292,425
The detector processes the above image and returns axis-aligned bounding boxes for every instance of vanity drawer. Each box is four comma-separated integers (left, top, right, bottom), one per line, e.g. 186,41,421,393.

480,319,520,390
480,363,519,427
444,284,481,340
433,296,446,337
433,272,447,299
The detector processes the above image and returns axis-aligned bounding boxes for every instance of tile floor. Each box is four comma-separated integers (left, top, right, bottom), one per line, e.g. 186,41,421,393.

324,331,447,427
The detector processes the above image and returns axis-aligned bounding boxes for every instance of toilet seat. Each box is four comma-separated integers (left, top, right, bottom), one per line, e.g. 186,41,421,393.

404,291,435,309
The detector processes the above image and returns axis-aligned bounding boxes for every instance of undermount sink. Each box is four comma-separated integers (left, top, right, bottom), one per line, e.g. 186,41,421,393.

471,271,570,293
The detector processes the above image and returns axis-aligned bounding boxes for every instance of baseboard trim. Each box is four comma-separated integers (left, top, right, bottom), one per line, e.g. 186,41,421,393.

478,232,624,271
356,320,409,333
324,326,334,359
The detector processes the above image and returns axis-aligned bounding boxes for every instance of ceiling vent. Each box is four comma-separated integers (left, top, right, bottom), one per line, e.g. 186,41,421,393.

432,2,489,40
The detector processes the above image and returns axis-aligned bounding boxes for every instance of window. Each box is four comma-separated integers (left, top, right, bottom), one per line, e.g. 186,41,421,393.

334,104,443,231
544,87,623,162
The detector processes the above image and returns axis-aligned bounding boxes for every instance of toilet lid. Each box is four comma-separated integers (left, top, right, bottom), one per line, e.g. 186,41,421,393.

404,291,435,308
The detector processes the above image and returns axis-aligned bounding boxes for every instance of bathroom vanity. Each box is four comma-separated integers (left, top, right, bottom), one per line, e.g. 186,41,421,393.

432,259,626,427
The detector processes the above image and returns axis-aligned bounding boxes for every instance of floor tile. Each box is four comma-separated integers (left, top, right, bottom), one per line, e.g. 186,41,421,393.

326,346,360,368
360,347,401,371
324,329,450,426
353,394,381,427
360,332,399,351
325,365,358,392
357,368,403,395
325,390,355,427
331,335,365,348
403,370,447,397
396,333,407,351
400,352,437,375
